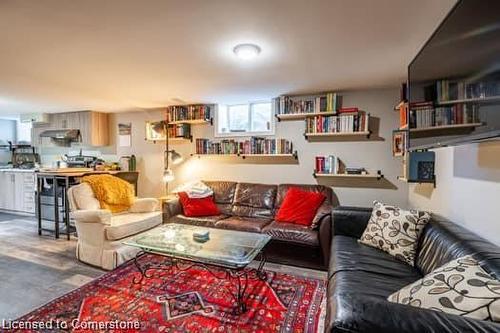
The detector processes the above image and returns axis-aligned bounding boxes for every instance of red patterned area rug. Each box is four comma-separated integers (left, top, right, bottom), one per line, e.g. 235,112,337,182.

15,253,326,332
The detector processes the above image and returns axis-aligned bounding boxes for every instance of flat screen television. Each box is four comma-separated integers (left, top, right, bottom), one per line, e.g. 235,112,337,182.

408,0,500,151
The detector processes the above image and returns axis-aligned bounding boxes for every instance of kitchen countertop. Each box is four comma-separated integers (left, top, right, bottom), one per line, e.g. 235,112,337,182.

0,168,36,173
36,170,126,177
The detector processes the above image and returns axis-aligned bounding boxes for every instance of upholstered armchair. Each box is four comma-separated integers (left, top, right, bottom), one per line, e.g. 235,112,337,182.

67,183,162,270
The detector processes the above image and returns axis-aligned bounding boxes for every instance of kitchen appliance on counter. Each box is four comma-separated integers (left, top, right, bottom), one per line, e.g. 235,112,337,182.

11,144,39,169
63,149,101,168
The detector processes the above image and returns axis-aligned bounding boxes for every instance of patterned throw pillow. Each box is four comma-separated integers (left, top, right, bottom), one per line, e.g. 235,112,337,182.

359,201,431,266
388,255,500,322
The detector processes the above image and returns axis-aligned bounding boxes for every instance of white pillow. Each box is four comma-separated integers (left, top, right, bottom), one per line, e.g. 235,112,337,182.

172,180,213,198
359,201,431,266
72,183,101,210
388,255,500,322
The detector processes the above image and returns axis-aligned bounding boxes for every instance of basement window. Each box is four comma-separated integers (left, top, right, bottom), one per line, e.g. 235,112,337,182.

215,102,274,137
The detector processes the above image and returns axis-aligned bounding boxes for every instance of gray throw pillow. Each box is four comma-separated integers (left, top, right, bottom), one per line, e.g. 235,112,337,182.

388,255,500,322
359,201,431,266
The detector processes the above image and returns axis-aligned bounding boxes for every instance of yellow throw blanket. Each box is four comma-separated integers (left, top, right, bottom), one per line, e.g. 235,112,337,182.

82,174,135,213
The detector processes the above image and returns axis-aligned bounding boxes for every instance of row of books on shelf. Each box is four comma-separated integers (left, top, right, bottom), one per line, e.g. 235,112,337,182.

274,93,339,115
168,124,191,138
436,79,500,102
315,155,339,174
409,102,479,129
305,111,369,133
195,137,293,155
167,105,212,122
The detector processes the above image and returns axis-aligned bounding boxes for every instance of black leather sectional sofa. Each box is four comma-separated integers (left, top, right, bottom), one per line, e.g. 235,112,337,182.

326,206,500,333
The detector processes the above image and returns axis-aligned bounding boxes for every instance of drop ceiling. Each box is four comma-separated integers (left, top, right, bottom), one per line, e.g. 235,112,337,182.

0,0,456,114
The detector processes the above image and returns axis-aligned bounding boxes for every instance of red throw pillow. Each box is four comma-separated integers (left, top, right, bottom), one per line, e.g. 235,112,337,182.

276,187,326,226
178,192,220,217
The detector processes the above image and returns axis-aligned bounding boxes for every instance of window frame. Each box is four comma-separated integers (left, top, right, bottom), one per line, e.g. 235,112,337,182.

214,101,275,138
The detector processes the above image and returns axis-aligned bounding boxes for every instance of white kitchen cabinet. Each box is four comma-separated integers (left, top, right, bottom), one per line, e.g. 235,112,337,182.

0,171,35,214
0,173,7,209
3,172,16,211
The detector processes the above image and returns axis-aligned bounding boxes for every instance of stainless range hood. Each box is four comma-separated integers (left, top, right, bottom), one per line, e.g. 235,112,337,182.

39,129,80,140
39,129,81,146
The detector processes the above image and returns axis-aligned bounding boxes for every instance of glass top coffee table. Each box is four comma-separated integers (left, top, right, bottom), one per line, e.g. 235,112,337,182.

124,223,271,314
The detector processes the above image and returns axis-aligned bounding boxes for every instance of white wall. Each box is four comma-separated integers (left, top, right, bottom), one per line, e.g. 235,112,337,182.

0,119,16,164
408,141,500,245
107,88,408,207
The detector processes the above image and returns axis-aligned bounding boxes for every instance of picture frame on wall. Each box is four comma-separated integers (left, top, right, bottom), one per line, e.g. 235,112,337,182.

145,120,167,141
392,130,407,157
118,123,132,147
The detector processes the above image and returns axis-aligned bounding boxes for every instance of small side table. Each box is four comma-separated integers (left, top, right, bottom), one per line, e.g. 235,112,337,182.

158,195,178,223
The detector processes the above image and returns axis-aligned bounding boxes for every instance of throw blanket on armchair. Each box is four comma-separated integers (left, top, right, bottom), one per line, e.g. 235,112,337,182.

82,175,135,213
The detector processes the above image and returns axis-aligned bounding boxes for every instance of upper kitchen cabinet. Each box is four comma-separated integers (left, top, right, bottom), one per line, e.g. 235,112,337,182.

31,111,109,147
78,111,109,146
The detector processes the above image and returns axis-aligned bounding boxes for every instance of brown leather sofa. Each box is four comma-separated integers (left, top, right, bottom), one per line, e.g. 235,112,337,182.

163,181,338,270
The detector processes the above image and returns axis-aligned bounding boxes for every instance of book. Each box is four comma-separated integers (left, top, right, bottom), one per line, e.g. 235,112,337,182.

305,112,369,134
195,137,293,155
409,103,479,129
167,105,212,122
274,92,339,115
167,124,190,138
315,155,339,174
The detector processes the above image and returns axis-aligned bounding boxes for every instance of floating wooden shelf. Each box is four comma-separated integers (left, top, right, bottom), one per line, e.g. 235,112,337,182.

146,135,193,143
191,152,298,159
397,176,436,187
240,152,298,159
304,131,371,139
436,95,500,106
169,137,193,142
276,112,337,121
409,123,482,133
169,118,213,125
190,153,239,157
314,170,383,180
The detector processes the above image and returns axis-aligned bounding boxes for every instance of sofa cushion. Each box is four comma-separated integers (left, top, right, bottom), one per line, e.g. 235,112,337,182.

105,211,162,241
178,192,220,217
215,216,272,233
129,198,159,213
263,221,320,247
417,219,500,278
329,235,422,282
275,187,326,226
277,184,333,229
72,183,101,210
359,201,431,266
326,279,500,333
202,181,237,215
169,214,228,227
231,183,277,218
388,255,500,322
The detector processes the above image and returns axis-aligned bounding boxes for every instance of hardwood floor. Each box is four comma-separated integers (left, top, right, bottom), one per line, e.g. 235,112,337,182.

0,213,326,320
0,214,103,319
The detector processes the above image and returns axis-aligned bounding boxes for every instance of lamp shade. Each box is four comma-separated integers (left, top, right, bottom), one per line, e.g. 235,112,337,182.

163,169,175,182
170,150,184,165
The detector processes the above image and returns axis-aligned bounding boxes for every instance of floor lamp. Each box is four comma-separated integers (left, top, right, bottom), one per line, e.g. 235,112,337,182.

162,118,183,195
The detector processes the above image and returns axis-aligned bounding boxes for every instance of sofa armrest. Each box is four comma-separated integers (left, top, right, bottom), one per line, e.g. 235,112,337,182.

327,293,500,333
332,206,372,239
70,209,112,224
318,213,332,268
129,198,159,213
163,197,182,220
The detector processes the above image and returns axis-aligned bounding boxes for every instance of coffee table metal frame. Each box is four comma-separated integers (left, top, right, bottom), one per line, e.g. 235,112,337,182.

131,249,268,314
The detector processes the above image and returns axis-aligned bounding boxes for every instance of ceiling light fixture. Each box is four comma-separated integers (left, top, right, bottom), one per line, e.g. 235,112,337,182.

233,43,261,60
